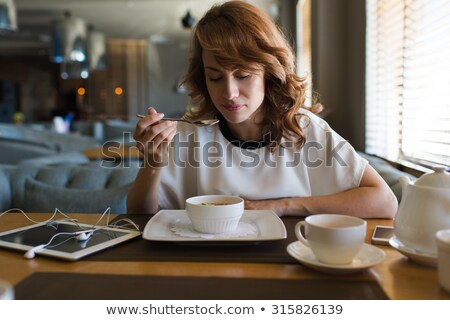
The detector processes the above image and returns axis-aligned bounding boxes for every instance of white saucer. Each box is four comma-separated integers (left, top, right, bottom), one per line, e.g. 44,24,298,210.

143,210,286,243
389,236,437,267
286,241,385,274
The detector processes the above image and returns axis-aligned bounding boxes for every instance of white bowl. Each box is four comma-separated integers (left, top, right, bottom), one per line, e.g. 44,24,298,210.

185,195,244,234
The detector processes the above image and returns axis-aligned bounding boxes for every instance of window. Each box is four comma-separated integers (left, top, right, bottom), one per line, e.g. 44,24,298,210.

365,0,450,167
297,0,313,106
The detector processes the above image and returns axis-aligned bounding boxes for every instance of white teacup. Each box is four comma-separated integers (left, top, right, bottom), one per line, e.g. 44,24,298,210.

295,214,367,265
0,279,14,300
436,229,450,293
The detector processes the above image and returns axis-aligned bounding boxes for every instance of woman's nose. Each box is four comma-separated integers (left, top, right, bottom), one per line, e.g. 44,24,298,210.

222,78,239,100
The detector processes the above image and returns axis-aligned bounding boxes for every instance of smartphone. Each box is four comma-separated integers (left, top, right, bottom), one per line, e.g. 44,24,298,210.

371,225,394,245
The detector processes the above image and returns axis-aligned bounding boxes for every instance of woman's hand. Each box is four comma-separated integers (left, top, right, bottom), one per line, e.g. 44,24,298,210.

133,107,177,167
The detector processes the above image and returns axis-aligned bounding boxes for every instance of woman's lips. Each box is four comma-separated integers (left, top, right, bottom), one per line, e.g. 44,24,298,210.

223,104,243,112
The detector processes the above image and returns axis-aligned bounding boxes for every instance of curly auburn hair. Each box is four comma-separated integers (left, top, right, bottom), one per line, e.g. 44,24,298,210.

182,1,322,150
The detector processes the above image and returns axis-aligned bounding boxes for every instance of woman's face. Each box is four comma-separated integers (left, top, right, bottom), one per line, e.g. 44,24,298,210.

202,49,265,125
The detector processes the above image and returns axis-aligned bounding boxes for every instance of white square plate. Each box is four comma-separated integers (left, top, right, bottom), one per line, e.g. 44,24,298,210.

142,210,286,242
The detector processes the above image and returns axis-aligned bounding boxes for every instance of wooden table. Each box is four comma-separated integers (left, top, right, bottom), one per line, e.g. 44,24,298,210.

0,213,448,300
83,144,142,160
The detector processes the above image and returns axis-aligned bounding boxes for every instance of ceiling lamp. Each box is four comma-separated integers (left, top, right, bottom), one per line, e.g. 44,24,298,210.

60,61,89,80
87,28,107,71
181,10,195,29
0,0,17,32
50,12,87,63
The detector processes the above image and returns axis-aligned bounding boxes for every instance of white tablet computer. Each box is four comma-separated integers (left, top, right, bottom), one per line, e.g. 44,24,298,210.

0,221,141,261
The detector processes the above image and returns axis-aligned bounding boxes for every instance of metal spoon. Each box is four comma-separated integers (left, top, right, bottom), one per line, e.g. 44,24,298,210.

136,114,219,127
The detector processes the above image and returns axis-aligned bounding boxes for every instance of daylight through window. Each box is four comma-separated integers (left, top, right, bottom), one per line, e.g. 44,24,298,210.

365,0,450,167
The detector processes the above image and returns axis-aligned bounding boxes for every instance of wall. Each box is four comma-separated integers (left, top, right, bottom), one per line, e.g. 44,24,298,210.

147,39,190,118
0,39,150,123
311,0,366,151
0,56,59,122
83,38,149,120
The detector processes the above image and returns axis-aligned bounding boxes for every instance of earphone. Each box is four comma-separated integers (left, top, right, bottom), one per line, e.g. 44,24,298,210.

23,229,96,259
24,244,46,259
76,231,94,241
1,207,140,260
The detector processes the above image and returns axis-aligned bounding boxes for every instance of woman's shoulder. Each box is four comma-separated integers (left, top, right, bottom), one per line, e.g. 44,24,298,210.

297,108,332,133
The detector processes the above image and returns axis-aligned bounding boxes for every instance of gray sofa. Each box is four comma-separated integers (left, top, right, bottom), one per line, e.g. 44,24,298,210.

0,154,139,214
358,152,416,202
0,120,143,214
0,137,58,165
0,120,141,166
0,123,100,165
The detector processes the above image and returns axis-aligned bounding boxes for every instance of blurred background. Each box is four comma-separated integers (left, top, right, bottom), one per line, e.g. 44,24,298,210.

0,0,296,124
1,0,448,168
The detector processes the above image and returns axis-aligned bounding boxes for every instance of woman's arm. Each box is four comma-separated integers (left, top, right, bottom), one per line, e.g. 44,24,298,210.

127,166,163,214
126,108,177,214
244,164,398,219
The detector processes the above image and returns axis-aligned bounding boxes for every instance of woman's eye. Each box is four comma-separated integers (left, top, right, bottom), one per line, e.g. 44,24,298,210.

207,76,222,82
236,74,251,80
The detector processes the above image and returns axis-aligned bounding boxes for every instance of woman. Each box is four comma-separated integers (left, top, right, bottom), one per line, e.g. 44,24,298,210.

127,1,397,218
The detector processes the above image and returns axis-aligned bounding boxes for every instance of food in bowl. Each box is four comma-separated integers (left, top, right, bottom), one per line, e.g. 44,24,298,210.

186,195,244,234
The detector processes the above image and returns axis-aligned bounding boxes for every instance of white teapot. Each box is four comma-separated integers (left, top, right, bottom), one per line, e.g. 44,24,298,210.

394,166,450,256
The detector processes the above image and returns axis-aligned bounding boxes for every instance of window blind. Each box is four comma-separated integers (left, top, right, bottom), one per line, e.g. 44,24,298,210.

365,0,450,167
